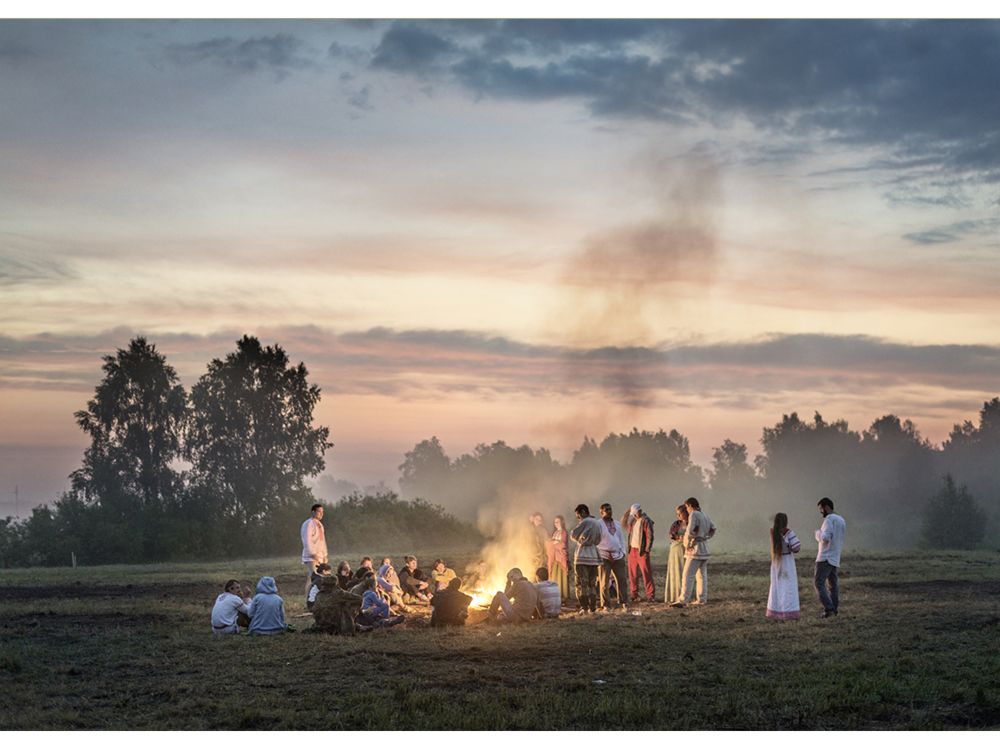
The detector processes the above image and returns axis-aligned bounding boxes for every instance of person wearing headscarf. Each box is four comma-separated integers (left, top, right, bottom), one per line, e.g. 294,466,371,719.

623,503,655,602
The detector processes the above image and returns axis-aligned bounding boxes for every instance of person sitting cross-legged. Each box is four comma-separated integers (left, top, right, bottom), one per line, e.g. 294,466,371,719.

248,576,288,635
356,576,404,630
429,559,458,592
399,555,432,603
211,579,252,634
487,568,539,624
430,576,473,626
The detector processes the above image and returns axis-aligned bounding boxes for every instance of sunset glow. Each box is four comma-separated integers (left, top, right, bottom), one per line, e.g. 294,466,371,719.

4,19,1000,514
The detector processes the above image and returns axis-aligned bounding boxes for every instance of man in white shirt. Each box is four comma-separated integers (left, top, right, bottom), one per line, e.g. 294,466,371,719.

597,502,630,611
814,497,846,618
301,503,328,597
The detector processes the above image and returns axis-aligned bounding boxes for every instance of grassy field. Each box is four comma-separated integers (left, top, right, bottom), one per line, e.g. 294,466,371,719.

1,548,999,730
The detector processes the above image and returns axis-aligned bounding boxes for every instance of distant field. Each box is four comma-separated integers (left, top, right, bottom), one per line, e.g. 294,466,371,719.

2,549,999,730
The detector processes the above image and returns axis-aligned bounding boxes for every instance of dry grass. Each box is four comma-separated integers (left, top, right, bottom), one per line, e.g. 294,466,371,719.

2,550,999,729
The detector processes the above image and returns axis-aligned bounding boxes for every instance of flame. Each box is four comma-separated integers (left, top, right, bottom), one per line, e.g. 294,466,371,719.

463,512,549,608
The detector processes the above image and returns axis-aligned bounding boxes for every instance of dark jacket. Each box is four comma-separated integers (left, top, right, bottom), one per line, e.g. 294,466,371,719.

399,566,429,595
624,514,655,555
430,588,473,626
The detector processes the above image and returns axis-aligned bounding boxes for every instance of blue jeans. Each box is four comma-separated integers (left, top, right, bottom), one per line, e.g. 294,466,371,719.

814,560,839,613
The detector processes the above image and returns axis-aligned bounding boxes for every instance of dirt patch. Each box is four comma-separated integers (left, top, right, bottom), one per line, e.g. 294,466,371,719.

860,579,1000,596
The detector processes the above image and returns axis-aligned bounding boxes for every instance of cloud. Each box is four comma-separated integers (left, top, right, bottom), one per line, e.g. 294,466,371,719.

903,219,1000,245
7,326,1000,411
365,20,1000,185
0,250,76,286
370,24,456,72
164,33,316,77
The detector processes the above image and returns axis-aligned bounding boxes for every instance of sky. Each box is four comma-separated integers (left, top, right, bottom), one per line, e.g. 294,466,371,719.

3,17,1000,515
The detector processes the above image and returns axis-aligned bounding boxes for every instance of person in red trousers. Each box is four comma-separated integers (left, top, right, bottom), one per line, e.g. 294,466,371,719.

623,503,655,602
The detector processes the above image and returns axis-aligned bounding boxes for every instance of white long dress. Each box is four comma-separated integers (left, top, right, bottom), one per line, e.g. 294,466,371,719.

766,529,801,620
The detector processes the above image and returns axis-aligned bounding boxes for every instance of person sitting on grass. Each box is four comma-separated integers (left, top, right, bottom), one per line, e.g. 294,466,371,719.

487,568,539,624
429,558,458,592
356,576,404,630
307,563,333,611
352,556,374,583
211,579,252,634
376,558,410,612
248,576,288,635
533,567,561,619
399,555,432,603
335,560,353,590
430,576,473,626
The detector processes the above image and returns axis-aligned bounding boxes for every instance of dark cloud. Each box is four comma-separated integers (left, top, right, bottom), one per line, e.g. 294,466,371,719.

0,38,36,64
165,34,315,77
370,24,456,72
365,20,1000,184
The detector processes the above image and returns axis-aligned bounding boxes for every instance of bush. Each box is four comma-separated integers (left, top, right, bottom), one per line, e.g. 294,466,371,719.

920,474,988,550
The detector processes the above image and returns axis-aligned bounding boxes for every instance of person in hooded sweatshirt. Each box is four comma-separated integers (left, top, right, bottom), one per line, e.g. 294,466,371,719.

248,576,287,635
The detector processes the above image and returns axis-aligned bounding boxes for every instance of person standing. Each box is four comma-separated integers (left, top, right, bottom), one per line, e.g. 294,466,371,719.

529,512,549,574
569,504,603,614
766,512,802,620
624,503,655,602
814,497,846,618
597,502,630,611
301,503,328,597
548,515,571,602
671,497,716,607
665,504,688,604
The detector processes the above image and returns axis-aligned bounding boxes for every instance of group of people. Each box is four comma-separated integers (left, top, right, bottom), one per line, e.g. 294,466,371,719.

211,497,848,634
535,498,718,614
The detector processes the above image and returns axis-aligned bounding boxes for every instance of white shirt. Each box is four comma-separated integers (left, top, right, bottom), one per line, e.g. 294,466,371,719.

300,516,328,564
211,592,250,633
598,518,626,560
815,513,846,567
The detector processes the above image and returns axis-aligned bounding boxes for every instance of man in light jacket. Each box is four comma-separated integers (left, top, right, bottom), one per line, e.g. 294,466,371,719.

815,497,847,618
671,497,716,607
301,503,328,597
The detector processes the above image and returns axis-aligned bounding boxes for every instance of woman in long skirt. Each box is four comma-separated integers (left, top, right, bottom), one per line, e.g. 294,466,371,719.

665,504,688,603
766,512,802,620
549,515,571,601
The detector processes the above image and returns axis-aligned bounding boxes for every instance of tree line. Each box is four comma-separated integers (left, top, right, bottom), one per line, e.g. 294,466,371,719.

2,336,995,566
0,336,478,567
399,408,998,550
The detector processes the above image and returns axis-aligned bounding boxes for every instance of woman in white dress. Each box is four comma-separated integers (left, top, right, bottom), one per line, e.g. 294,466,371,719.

766,512,802,620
